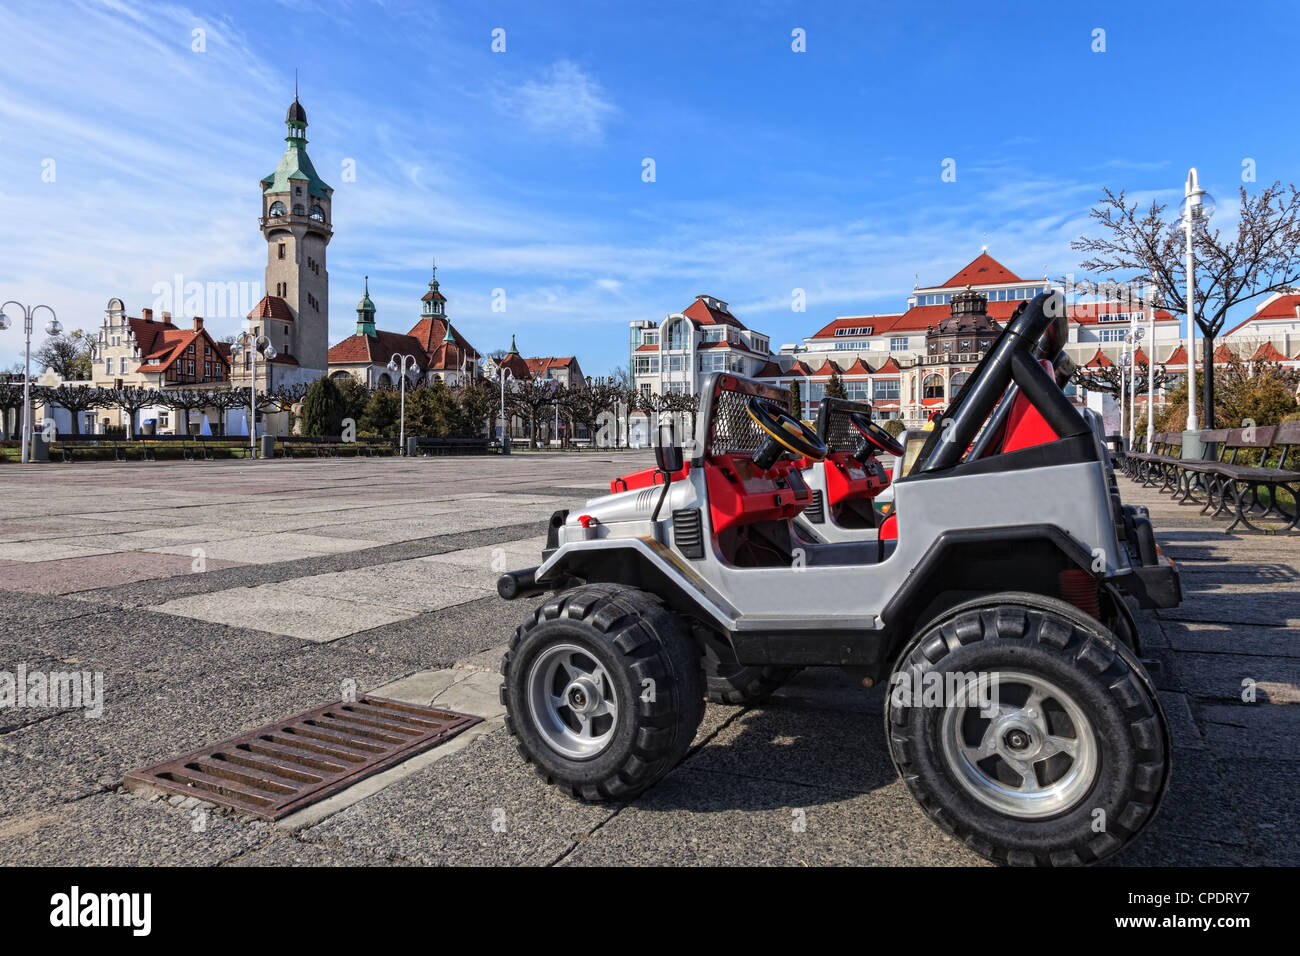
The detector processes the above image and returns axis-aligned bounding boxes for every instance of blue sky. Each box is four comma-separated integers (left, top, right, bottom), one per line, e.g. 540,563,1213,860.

1,0,1296,375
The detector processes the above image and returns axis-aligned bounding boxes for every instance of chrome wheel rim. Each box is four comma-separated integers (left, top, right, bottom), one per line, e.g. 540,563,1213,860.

526,642,619,760
939,670,1098,819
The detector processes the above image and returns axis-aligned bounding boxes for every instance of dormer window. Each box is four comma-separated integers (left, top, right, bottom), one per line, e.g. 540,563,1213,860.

293,204,305,215
268,201,287,217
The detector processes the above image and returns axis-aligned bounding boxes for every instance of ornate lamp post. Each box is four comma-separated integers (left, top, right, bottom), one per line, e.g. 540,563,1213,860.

0,301,60,463
1177,168,1215,433
386,353,418,453
1125,325,1145,450
480,356,514,454
228,331,276,457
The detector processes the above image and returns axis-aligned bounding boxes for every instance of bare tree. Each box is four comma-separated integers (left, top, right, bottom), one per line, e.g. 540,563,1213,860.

107,386,164,439
35,330,95,380
1071,360,1172,411
1073,181,1300,427
506,375,557,446
42,384,107,435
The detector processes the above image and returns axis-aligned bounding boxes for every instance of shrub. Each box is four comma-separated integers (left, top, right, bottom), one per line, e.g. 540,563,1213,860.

300,376,347,436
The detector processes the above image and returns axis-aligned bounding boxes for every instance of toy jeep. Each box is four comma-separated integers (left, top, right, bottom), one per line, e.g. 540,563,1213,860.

791,396,903,546
498,291,1179,866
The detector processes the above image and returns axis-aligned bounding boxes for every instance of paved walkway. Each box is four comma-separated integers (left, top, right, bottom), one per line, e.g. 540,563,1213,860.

0,455,1293,865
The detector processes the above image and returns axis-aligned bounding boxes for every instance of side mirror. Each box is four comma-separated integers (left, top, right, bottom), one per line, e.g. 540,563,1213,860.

655,421,683,473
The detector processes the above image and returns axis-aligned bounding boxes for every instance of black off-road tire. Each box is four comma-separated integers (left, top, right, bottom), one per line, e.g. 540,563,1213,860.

703,655,798,705
501,584,705,802
886,592,1170,867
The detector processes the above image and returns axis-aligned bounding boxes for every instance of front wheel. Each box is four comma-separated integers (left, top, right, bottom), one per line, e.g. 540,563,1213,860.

501,586,705,802
886,592,1170,866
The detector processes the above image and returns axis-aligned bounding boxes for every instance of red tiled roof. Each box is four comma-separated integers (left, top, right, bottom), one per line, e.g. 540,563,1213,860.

810,314,902,338
941,252,1024,288
1252,342,1288,362
1084,349,1113,368
526,356,576,372
1213,344,1236,364
1164,346,1188,366
810,359,841,377
130,319,231,376
248,295,294,323
754,360,784,378
682,296,746,329
1133,347,1149,364
1224,293,1300,335
329,329,430,367
500,352,531,379
874,357,902,374
788,360,815,376
841,357,872,375
634,342,658,352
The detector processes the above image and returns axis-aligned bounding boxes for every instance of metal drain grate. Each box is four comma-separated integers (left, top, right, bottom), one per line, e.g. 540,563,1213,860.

124,696,481,820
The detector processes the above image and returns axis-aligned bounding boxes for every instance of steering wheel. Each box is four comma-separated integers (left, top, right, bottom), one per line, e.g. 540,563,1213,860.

746,396,827,468
849,412,905,458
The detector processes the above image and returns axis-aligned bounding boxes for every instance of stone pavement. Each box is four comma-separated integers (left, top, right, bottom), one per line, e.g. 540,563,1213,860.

0,454,1294,866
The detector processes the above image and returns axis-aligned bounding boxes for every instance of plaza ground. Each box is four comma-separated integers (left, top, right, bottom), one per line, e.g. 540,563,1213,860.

0,453,1294,866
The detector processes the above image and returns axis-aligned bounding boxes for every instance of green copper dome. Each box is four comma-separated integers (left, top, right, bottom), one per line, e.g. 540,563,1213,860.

261,97,332,200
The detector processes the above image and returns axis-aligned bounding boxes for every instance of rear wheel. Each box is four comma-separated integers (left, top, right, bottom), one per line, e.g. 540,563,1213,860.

886,592,1170,866
501,585,704,802
699,629,798,705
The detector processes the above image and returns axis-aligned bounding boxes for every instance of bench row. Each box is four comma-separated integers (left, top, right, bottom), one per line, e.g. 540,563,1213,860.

1122,423,1300,533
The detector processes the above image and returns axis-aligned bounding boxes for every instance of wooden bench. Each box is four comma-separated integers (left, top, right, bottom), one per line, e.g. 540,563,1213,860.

1125,432,1182,489
277,436,397,458
50,436,129,462
1180,423,1300,533
1168,429,1231,505
410,436,493,456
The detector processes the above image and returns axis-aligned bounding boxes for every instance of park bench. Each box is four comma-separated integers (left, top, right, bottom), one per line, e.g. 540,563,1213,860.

409,436,493,456
277,436,397,458
1167,429,1231,504
1125,432,1182,489
1179,422,1300,533
49,436,131,462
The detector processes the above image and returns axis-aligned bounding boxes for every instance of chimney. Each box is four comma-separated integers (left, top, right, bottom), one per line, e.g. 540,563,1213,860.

192,316,204,331
161,311,172,323
142,308,153,321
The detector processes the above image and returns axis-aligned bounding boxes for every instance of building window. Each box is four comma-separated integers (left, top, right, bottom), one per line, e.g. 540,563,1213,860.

634,356,659,374
269,201,287,217
665,320,688,351
293,204,305,215
845,381,869,401
278,243,286,260
923,373,945,400
890,336,908,351
950,371,971,395
1099,328,1126,342
641,331,659,346
309,204,325,221
873,379,900,401
204,362,211,377
105,358,114,375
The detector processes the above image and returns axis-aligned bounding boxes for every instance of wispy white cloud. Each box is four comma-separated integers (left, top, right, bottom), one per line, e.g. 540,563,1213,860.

494,60,617,145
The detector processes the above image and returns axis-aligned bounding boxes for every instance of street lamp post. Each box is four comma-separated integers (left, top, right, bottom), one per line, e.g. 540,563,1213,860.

386,353,418,453
1125,325,1145,450
228,331,276,458
1178,168,1215,433
0,301,61,464
1117,348,1130,444
1146,277,1156,449
498,366,513,454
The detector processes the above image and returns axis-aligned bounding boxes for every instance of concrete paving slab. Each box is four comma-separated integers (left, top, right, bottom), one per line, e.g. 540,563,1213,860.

0,550,246,595
0,541,118,562
269,559,496,614
150,584,417,641
146,532,388,564
1167,651,1300,703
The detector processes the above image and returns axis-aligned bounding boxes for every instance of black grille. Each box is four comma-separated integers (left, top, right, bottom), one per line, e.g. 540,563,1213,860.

672,509,705,559
804,489,825,523
708,389,786,457
822,412,859,453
